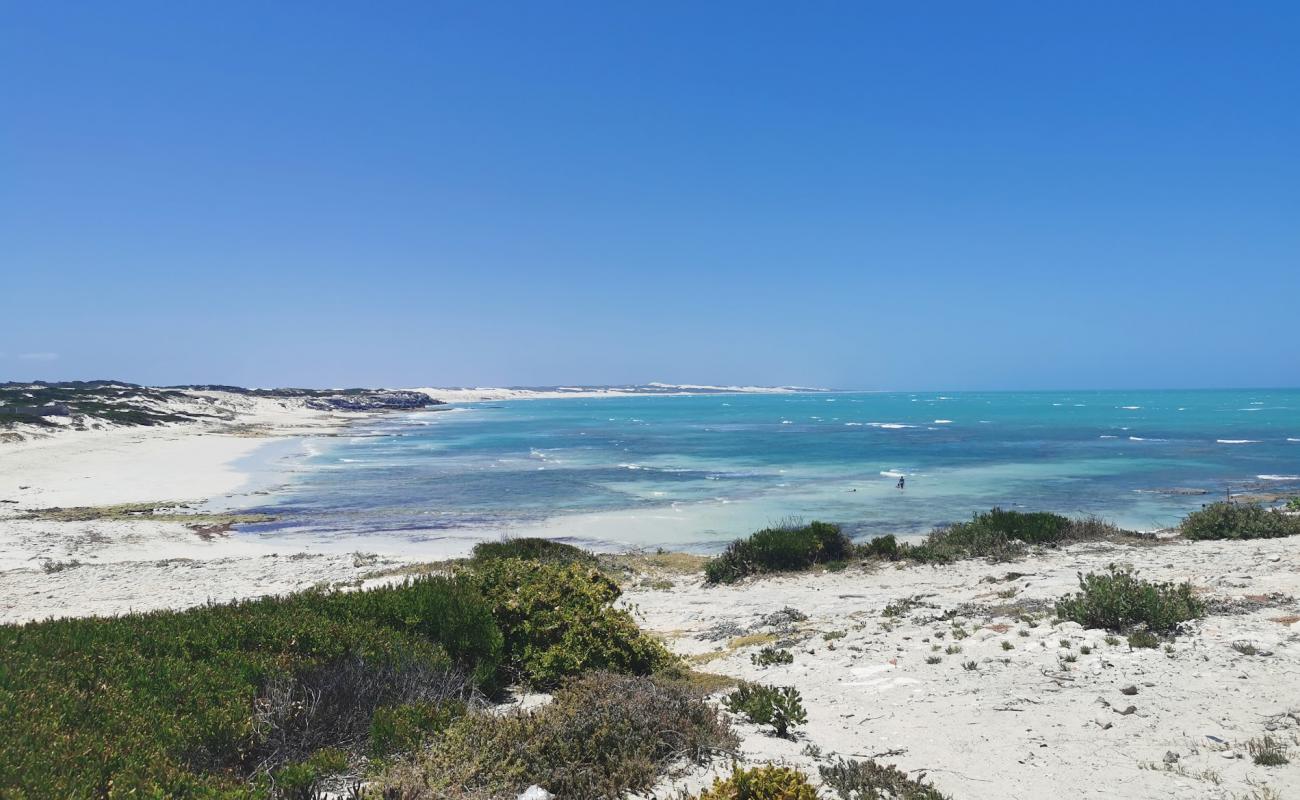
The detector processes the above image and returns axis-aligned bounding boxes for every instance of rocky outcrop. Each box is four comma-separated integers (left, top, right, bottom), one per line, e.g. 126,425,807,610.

303,390,440,412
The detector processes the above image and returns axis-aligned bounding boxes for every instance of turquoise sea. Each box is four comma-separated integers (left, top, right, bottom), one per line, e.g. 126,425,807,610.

235,390,1300,554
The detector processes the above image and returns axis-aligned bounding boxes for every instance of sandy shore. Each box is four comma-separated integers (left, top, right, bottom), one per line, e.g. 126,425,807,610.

0,393,391,622
624,537,1300,800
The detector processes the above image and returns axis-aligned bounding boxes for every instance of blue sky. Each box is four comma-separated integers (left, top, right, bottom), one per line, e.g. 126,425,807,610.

2,2,1297,390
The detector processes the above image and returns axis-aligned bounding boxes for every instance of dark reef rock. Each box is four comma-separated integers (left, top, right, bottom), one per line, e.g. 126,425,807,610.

304,390,439,412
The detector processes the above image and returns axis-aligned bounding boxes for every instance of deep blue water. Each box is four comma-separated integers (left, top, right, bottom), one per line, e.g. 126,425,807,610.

235,390,1300,553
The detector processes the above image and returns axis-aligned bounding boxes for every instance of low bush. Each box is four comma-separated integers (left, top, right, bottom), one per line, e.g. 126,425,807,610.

0,576,500,798
696,764,818,800
1180,502,1300,541
819,757,950,800
723,682,807,738
751,646,794,667
903,509,1125,563
705,521,852,584
378,672,737,799
1055,566,1204,634
470,536,597,566
464,558,677,689
860,534,899,560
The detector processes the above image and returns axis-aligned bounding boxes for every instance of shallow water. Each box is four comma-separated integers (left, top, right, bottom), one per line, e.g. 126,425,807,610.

234,390,1300,553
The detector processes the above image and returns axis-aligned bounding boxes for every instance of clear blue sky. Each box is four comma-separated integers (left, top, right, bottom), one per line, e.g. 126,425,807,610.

3,2,1297,390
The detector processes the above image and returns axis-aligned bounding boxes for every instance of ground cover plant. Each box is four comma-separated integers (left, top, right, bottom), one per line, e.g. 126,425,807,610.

723,682,807,737
695,764,818,800
1055,565,1204,634
0,575,501,798
704,521,852,583
1181,502,1300,541
819,757,950,800
751,646,794,666
378,672,736,799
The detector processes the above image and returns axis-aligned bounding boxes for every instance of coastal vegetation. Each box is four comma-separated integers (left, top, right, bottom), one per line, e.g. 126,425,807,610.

462,557,675,689
894,510,1126,563
378,672,736,799
1180,502,1300,540
1055,566,1204,635
0,549,693,799
819,757,951,799
704,520,853,583
723,682,808,738
704,509,1136,585
0,575,500,798
470,535,598,566
695,765,819,800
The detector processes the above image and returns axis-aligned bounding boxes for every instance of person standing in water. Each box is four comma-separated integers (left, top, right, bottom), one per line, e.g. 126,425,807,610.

896,476,905,490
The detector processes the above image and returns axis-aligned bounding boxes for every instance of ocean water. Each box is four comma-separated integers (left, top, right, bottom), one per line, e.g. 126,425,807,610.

233,390,1300,554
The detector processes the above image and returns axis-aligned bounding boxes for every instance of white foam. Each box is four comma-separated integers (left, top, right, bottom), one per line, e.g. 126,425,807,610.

1217,439,1259,444
1128,436,1166,442
844,422,864,426
781,420,793,425
1120,406,1142,410
869,422,916,429
1289,438,1300,442
1258,475,1300,481
933,419,953,424
1099,435,1118,439
880,470,907,478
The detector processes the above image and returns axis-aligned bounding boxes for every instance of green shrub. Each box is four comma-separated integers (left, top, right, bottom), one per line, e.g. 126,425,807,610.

705,521,852,584
464,558,677,689
1127,630,1161,649
471,536,597,566
900,509,1129,564
697,764,819,800
379,672,737,799
1181,502,1300,540
902,509,1071,563
819,757,950,799
751,646,794,667
1287,497,1300,512
370,700,463,757
1055,566,1204,634
0,576,498,798
860,534,899,560
723,682,807,737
